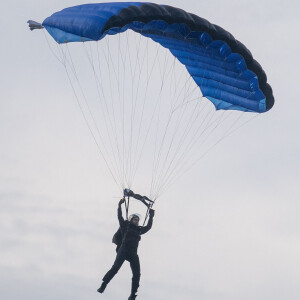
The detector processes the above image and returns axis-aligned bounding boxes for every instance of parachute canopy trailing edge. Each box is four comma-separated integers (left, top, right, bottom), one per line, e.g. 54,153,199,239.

36,2,274,113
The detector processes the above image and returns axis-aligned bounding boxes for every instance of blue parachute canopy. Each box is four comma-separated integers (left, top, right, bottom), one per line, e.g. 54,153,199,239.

41,2,274,113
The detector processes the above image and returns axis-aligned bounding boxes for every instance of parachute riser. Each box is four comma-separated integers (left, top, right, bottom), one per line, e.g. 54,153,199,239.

123,188,154,223
142,201,154,226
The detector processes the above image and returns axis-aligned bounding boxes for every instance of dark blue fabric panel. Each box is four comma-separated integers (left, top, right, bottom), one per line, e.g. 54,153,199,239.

192,75,263,101
42,2,272,113
148,36,253,78
185,66,260,95
200,86,262,112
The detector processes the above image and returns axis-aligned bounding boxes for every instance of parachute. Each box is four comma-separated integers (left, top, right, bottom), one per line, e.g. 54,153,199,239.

28,2,274,202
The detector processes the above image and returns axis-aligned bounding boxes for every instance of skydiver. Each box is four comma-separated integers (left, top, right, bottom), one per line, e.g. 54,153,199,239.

97,197,155,300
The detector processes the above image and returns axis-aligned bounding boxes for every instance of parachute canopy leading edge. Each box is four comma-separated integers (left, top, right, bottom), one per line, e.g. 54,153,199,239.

38,2,274,113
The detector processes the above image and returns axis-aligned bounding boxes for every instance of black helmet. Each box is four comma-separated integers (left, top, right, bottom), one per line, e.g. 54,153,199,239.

128,213,141,222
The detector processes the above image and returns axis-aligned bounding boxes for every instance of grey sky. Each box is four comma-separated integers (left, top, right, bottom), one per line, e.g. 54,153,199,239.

1,1,299,299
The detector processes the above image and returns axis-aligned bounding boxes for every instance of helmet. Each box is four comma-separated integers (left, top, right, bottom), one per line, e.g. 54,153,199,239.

128,213,141,222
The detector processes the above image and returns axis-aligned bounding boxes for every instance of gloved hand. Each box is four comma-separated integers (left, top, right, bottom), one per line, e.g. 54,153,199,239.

119,198,125,205
149,209,155,217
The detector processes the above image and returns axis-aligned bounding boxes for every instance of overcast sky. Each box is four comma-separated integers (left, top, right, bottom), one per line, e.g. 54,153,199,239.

1,1,299,300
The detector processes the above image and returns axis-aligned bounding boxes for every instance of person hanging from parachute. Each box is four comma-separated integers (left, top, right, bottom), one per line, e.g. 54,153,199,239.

97,189,155,300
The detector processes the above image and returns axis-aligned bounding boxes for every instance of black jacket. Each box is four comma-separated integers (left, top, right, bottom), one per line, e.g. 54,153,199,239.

117,203,153,252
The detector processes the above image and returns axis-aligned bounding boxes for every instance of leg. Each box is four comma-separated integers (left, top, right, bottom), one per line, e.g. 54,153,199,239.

102,250,126,284
129,254,141,296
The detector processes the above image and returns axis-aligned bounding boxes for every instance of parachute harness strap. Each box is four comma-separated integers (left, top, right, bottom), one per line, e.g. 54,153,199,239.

125,196,130,220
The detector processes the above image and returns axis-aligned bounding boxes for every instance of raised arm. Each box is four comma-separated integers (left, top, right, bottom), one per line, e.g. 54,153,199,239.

141,209,155,234
118,198,125,227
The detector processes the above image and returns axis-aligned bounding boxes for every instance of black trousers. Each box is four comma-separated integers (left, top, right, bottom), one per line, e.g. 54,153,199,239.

102,246,141,295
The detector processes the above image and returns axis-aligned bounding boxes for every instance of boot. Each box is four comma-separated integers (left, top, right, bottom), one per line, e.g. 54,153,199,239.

97,281,107,293
128,294,137,300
